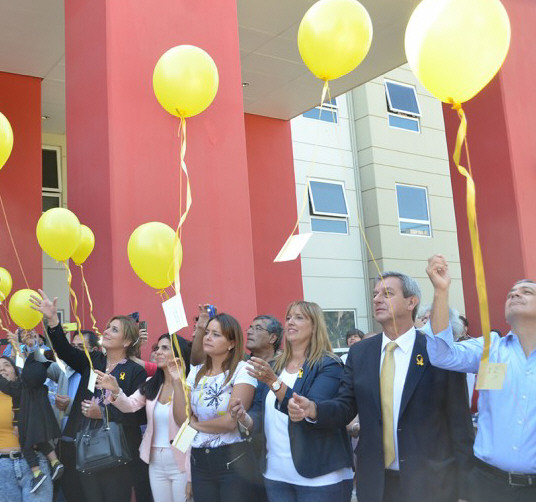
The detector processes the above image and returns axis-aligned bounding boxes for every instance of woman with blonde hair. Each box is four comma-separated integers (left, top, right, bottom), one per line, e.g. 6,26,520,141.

232,301,354,502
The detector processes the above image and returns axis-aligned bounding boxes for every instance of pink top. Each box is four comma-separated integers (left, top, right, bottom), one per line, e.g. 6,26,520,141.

113,384,190,479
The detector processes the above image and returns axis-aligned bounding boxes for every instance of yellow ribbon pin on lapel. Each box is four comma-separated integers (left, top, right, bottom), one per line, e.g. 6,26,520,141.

119,372,125,381
416,355,424,366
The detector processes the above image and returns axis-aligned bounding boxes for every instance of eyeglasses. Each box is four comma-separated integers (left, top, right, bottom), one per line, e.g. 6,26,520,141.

248,325,269,333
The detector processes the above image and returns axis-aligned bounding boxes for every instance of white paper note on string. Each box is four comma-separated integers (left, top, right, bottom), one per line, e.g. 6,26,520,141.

15,354,24,369
87,370,97,393
162,293,188,335
172,421,197,453
274,233,313,263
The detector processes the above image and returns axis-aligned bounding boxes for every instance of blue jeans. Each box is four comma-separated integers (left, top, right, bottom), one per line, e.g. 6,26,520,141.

264,478,353,502
0,451,53,502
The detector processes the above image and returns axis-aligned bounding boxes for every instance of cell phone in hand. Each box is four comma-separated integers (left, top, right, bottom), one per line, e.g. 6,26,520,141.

139,321,147,331
206,305,216,319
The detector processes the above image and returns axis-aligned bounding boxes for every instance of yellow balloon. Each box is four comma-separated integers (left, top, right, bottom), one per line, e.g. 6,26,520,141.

153,45,219,118
71,225,95,266
405,0,511,104
9,289,43,330
298,0,373,81
36,208,82,262
0,112,14,170
0,267,13,302
127,222,182,289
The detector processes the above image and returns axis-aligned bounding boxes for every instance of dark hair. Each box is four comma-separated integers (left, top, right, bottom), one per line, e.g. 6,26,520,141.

139,334,177,401
0,355,20,378
72,330,99,350
459,315,469,329
346,329,365,344
374,271,422,321
253,315,283,352
195,313,245,387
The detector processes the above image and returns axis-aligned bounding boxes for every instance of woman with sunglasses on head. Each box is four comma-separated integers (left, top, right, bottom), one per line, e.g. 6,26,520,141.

95,334,190,502
171,312,257,502
30,290,147,502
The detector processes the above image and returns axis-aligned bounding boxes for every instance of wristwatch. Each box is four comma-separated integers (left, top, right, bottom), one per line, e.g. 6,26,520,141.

271,379,282,392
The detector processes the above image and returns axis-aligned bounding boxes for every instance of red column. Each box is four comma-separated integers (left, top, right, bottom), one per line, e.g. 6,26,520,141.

245,114,304,320
0,72,42,307
65,0,258,352
443,0,536,334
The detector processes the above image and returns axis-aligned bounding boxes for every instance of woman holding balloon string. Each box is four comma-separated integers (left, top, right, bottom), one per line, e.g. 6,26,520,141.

30,290,148,502
94,333,191,502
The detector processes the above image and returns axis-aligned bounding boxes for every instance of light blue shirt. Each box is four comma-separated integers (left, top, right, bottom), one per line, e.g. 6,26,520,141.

423,323,536,474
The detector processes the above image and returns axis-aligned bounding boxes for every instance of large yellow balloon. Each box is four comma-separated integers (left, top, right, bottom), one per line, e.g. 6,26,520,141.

405,0,511,104
36,208,82,262
0,267,13,302
127,222,182,289
9,289,43,330
0,112,14,170
298,0,373,81
71,225,95,266
153,45,219,118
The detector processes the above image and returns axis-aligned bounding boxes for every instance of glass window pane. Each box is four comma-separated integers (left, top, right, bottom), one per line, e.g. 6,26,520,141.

309,181,348,216
388,114,420,132
311,217,348,234
399,221,431,237
43,194,60,212
396,185,429,221
303,107,338,123
323,310,356,349
42,149,59,189
385,81,420,116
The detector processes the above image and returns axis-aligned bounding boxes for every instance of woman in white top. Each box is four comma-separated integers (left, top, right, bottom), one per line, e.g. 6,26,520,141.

172,313,257,502
95,334,190,502
232,301,354,502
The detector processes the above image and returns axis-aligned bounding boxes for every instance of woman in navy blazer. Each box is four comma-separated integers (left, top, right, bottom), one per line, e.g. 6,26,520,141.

232,301,353,502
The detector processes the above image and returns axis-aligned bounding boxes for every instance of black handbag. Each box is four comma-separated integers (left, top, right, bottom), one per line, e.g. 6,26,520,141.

75,405,132,474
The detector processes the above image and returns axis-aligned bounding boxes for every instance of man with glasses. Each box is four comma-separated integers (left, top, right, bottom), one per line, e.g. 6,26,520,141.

246,315,283,363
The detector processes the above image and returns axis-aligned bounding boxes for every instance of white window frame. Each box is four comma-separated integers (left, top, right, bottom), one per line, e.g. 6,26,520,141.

388,113,421,134
395,183,432,238
308,178,349,218
310,216,349,235
42,146,63,211
384,80,421,117
323,309,358,354
303,97,338,123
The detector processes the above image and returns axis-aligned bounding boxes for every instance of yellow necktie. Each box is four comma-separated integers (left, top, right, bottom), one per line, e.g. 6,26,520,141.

381,341,397,468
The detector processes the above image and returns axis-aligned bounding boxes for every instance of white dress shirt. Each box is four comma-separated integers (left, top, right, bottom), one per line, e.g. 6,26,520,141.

380,327,416,471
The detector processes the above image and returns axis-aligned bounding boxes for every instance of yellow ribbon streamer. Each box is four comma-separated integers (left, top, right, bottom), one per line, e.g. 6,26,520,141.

450,101,491,363
79,265,101,337
63,261,94,371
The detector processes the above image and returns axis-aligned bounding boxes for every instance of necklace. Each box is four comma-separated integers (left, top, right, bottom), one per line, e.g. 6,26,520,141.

106,358,126,373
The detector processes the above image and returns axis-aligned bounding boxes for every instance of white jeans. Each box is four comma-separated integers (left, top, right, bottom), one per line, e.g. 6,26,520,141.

149,447,188,502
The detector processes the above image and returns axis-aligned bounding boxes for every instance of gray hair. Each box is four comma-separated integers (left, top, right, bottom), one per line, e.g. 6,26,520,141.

253,315,283,352
417,304,464,339
375,272,421,321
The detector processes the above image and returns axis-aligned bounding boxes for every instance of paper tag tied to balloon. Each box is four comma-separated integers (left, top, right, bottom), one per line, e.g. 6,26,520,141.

274,233,313,263
162,293,188,335
87,370,97,394
172,421,197,453
476,362,506,390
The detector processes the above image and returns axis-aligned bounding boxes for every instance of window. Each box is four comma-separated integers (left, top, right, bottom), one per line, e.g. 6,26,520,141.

308,179,349,234
384,80,421,132
302,98,338,123
42,146,62,212
323,310,357,350
395,184,431,237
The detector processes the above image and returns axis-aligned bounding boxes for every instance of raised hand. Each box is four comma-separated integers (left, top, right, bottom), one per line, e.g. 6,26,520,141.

167,357,183,383
95,370,120,394
426,254,451,292
246,356,277,387
29,289,59,325
196,304,216,331
288,392,316,422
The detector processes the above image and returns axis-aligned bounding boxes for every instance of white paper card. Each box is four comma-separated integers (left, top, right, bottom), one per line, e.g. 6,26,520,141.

172,421,197,453
274,233,313,262
88,370,97,393
15,354,24,369
162,293,188,335
56,358,66,374
476,362,507,390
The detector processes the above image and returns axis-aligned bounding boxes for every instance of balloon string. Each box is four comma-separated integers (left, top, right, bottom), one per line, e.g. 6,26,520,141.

79,265,101,337
0,193,29,288
0,304,12,330
450,101,490,364
62,261,94,371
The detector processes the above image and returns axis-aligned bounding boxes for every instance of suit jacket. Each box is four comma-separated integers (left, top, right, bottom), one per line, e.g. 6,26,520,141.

316,332,474,502
250,354,353,479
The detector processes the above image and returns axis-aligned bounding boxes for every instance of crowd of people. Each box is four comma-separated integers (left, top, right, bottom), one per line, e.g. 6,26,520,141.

0,254,534,502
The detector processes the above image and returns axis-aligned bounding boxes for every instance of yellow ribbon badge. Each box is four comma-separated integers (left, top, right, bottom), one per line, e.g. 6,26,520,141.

119,372,125,381
298,368,304,378
416,355,424,366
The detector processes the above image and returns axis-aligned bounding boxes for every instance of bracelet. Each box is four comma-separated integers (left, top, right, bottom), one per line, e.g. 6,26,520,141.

111,389,122,401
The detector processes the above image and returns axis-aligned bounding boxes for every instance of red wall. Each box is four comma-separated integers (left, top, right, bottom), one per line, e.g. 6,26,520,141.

65,0,258,355
245,114,304,320
0,72,42,328
443,0,536,335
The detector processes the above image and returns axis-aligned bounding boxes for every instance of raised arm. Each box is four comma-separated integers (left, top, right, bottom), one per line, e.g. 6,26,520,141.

95,370,147,413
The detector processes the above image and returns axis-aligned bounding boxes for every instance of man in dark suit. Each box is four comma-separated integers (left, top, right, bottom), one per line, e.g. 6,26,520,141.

288,271,474,502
